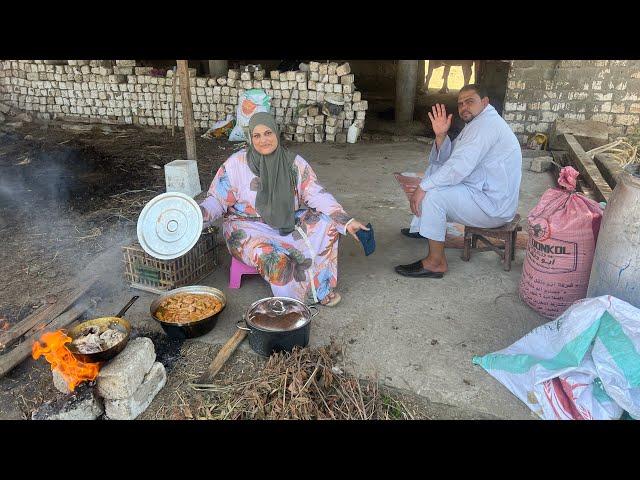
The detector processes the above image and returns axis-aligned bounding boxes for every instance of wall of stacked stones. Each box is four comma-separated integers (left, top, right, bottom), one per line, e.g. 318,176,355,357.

503,60,640,144
0,60,368,143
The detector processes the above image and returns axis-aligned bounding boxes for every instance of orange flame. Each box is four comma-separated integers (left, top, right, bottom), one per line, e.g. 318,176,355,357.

32,330,100,392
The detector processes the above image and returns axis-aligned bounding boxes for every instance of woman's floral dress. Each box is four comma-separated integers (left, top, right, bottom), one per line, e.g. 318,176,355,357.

200,150,352,304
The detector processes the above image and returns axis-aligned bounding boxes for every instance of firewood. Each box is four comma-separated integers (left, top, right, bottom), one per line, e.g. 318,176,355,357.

0,279,97,352
0,300,93,378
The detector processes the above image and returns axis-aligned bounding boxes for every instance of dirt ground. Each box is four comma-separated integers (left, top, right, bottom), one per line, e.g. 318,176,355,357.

0,123,238,327
0,121,462,420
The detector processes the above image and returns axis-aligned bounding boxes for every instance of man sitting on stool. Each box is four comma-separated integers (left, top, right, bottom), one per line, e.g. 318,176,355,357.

396,84,522,278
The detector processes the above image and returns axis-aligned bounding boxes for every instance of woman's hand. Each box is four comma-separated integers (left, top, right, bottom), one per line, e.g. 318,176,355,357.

346,219,370,242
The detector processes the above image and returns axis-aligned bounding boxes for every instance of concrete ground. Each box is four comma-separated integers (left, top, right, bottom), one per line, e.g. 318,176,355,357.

101,140,556,420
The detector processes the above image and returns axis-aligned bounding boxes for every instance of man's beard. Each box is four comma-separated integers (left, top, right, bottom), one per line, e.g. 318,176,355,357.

461,112,475,123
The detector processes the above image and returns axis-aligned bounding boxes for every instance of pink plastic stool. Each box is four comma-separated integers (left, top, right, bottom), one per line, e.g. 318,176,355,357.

229,256,260,289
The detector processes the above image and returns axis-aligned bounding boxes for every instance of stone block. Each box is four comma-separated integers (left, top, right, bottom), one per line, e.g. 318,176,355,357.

340,74,355,85
336,62,351,77
32,386,103,420
96,337,156,400
52,369,73,394
115,60,136,67
530,156,554,172
135,67,153,75
353,100,368,111
104,362,166,420
549,117,616,151
615,114,639,126
114,67,133,75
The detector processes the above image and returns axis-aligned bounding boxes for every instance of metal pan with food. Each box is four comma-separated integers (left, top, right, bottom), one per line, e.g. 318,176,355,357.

150,286,226,339
66,296,139,363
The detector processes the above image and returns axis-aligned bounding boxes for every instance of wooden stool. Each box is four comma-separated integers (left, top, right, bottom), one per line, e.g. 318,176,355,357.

461,214,522,271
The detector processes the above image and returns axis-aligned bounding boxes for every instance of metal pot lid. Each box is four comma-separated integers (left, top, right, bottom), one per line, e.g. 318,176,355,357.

136,192,203,260
245,297,311,332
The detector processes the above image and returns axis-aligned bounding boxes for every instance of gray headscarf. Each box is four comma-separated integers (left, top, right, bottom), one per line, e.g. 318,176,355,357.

246,112,298,236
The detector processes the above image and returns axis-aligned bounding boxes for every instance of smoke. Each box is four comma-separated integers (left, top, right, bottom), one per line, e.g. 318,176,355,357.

0,133,138,322
0,140,85,234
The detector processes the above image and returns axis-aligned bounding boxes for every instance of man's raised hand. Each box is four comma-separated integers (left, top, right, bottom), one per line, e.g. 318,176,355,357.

427,103,452,138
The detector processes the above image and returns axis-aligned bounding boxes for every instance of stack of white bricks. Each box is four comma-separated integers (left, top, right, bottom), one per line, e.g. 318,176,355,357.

0,60,368,142
502,60,640,144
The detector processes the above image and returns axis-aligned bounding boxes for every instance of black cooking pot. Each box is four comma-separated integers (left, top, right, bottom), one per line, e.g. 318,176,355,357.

237,297,318,357
150,286,226,339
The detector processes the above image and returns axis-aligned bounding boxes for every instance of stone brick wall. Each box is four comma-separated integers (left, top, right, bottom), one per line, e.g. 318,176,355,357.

503,60,640,144
0,60,367,143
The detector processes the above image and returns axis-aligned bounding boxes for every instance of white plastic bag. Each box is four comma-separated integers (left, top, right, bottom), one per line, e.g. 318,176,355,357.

347,122,359,143
229,89,271,142
473,295,640,420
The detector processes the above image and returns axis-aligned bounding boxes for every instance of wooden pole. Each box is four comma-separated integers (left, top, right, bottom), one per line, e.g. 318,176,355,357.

195,329,248,385
561,133,613,202
395,60,418,123
176,60,197,160
171,66,177,137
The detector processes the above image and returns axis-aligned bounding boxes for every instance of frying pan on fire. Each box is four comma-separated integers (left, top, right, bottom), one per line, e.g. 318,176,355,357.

66,296,138,363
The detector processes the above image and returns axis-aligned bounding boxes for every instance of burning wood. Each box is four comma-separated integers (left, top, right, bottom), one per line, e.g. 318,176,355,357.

31,330,100,392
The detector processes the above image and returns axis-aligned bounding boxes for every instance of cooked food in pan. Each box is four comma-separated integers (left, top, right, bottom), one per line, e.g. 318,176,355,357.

155,293,222,323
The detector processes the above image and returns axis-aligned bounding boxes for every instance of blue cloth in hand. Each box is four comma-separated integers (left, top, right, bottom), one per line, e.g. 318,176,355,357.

355,223,375,256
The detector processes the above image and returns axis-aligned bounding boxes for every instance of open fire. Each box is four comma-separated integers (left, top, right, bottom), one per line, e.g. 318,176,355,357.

32,330,100,392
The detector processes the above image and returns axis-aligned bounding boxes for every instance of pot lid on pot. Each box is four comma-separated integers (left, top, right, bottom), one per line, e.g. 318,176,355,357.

246,297,311,332
136,192,203,260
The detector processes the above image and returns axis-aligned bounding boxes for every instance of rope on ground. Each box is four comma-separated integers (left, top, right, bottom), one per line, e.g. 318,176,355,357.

585,137,640,168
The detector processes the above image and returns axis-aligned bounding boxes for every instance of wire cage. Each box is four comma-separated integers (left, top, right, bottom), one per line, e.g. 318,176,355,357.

122,228,220,294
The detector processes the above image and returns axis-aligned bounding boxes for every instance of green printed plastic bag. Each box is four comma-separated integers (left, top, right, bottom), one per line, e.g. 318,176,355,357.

473,296,640,420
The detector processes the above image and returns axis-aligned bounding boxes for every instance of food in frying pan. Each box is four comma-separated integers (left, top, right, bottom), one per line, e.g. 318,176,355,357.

155,293,222,323
72,325,127,354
